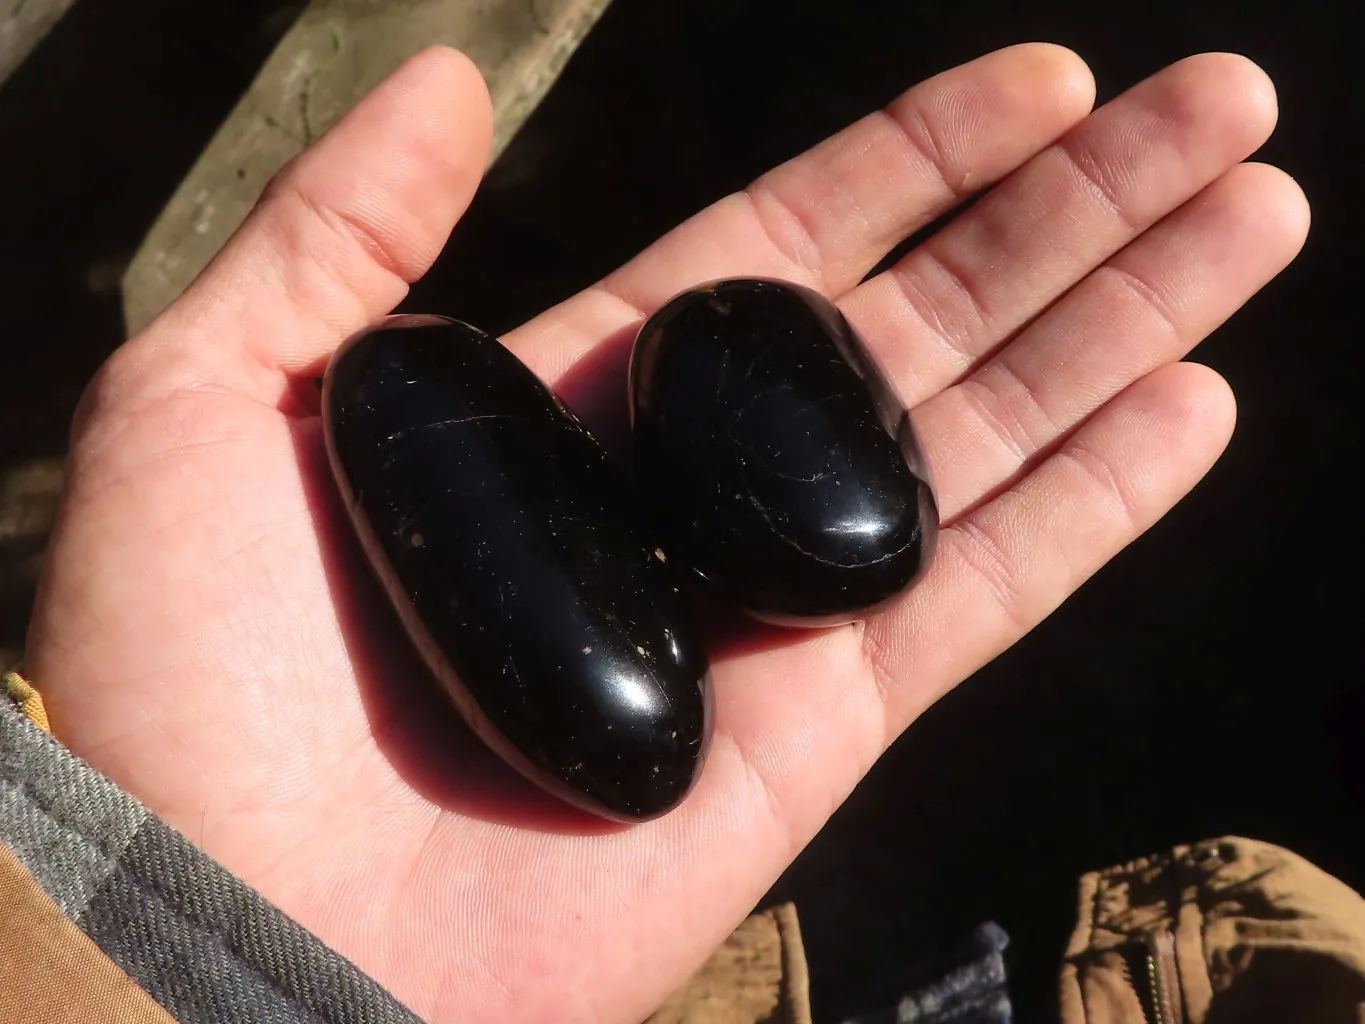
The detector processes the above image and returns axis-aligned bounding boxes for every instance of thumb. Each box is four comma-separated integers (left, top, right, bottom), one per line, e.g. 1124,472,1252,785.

110,46,493,413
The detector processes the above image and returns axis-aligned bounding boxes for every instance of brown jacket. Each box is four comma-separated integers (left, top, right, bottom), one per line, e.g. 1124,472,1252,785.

5,673,1365,1023
647,838,1365,1024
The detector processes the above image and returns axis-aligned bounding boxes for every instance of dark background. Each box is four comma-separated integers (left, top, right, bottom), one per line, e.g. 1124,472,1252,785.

1,0,1360,1020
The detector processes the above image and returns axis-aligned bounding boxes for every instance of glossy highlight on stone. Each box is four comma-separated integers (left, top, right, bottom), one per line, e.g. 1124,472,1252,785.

630,278,938,626
323,314,712,822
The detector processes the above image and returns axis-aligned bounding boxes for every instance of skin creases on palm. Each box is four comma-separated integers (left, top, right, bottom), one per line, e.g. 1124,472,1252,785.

24,43,1307,1024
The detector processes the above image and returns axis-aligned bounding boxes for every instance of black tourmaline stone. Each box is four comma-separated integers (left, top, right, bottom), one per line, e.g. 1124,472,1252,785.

630,278,938,626
323,314,712,822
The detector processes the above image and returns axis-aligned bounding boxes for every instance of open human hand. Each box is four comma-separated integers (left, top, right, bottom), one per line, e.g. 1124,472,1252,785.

26,43,1307,1023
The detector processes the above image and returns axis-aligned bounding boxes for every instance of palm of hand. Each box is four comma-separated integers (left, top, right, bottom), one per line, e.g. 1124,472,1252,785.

25,44,1305,1024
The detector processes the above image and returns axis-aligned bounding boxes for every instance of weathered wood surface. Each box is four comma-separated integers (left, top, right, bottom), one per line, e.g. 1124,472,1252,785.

2,0,610,670
0,0,78,86
122,0,613,336
0,457,63,673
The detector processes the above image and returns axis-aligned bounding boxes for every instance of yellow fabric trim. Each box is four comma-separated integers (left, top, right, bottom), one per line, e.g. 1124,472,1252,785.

3,671,51,733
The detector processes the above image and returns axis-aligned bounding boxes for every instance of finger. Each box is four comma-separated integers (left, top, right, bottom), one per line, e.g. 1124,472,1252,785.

876,362,1236,729
693,361,1237,858
841,52,1279,404
502,43,1095,383
130,47,493,402
917,162,1308,521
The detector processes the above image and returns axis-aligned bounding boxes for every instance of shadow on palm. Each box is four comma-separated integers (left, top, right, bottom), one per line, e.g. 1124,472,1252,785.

285,316,813,837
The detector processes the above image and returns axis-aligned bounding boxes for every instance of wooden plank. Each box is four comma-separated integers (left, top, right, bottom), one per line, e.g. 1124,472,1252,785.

121,0,613,336
0,456,63,674
0,0,79,86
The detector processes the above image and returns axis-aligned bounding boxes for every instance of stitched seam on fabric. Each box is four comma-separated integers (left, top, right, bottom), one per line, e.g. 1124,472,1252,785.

1177,847,1214,1019
0,706,145,817
98,832,402,1024
0,775,133,918
0,711,409,1024
1170,847,1189,1019
0,762,328,1020
1194,853,1216,997
0,734,311,1017
94,857,333,1024
0,764,142,867
1083,872,1104,1024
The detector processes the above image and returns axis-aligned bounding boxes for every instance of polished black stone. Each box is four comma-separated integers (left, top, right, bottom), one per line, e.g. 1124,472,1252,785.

630,278,938,626
323,314,712,822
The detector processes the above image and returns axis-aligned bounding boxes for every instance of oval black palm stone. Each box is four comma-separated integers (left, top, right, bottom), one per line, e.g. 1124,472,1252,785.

323,314,712,822
630,278,938,626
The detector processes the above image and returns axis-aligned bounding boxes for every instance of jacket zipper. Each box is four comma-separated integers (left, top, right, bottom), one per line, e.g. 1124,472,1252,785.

1116,928,1181,1024
1140,928,1182,1024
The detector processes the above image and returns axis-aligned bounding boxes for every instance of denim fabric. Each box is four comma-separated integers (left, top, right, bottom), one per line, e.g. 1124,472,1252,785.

0,690,148,918
0,698,423,1024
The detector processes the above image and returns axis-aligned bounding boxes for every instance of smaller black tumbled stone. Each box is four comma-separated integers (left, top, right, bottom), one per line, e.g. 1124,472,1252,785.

323,314,712,822
629,278,938,626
